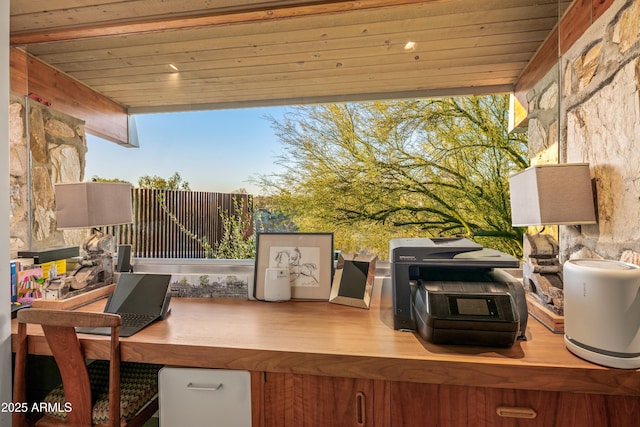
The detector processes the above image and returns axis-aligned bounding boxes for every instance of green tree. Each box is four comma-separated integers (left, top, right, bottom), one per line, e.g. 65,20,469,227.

90,176,133,185
138,172,190,190
253,195,298,233
259,96,528,258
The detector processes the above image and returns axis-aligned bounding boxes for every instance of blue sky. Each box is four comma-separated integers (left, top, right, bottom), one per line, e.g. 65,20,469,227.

85,106,289,194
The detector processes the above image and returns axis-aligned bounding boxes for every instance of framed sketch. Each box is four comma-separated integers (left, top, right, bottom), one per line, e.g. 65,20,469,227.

254,232,334,300
329,253,377,309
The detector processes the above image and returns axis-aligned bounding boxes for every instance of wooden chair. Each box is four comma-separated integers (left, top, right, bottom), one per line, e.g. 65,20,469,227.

13,309,161,427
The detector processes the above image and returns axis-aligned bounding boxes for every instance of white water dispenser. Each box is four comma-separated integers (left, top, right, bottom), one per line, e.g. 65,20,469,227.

564,259,640,369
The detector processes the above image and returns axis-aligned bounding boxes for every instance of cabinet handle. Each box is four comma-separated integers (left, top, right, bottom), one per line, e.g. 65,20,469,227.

496,406,537,419
356,392,366,426
186,382,223,391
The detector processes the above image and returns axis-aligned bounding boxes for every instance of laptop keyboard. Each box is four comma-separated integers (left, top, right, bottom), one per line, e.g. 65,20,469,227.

118,312,156,328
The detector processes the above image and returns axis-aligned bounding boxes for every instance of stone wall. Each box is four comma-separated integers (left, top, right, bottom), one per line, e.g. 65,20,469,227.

522,58,561,244
559,0,640,261
521,0,640,263
9,96,28,256
526,64,559,165
9,98,88,257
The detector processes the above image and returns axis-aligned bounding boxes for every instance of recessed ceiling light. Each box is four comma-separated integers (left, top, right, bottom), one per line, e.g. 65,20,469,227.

168,64,179,72
404,41,417,51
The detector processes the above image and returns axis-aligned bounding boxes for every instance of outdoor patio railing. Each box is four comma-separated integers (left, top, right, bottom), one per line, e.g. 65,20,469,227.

99,189,253,259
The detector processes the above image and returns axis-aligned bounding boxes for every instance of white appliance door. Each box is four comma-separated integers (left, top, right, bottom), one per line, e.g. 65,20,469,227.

159,367,252,427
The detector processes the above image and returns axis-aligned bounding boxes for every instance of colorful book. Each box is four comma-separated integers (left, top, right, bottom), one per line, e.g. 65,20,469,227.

10,260,17,303
40,259,67,279
16,266,44,303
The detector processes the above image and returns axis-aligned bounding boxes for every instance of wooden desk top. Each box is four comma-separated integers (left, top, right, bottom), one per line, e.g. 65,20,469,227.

12,278,640,396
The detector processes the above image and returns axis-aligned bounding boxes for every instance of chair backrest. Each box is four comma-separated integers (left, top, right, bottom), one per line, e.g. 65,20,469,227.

13,309,122,427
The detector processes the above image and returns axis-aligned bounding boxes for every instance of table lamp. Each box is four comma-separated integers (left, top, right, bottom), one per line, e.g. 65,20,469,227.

53,182,133,292
508,163,597,314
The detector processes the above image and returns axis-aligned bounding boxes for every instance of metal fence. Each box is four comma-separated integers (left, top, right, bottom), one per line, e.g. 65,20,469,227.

100,189,253,258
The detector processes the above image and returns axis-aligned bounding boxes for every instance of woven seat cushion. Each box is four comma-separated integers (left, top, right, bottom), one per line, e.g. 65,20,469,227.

43,360,162,425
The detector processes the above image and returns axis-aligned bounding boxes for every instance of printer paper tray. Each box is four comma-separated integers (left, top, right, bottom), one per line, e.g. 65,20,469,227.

426,327,517,348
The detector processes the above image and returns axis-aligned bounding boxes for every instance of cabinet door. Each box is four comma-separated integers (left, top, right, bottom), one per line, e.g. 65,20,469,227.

264,373,389,427
392,382,559,427
554,392,640,427
158,368,252,427
390,381,640,427
390,382,525,427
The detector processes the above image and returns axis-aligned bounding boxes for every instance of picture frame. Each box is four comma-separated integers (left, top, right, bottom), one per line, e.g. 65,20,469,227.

254,232,334,301
329,252,377,309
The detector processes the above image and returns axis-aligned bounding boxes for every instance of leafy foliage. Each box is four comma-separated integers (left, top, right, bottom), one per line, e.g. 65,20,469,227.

90,176,133,185
253,195,299,233
259,95,528,258
138,172,191,190
214,198,256,259
158,192,255,259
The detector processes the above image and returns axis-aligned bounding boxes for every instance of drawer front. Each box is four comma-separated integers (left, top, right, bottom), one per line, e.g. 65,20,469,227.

159,367,252,427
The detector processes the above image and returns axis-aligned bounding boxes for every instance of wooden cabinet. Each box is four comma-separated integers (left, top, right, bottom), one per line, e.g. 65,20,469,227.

554,392,640,427
390,381,640,427
260,374,640,427
263,372,389,427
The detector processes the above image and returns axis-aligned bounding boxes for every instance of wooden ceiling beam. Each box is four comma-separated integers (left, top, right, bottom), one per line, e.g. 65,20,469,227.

10,0,438,45
13,50,130,145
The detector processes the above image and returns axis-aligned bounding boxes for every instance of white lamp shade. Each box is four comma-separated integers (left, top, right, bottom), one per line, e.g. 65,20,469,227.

54,182,133,228
509,164,597,226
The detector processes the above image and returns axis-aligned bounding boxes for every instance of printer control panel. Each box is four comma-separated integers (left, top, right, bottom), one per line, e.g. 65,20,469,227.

450,296,500,317
426,292,516,323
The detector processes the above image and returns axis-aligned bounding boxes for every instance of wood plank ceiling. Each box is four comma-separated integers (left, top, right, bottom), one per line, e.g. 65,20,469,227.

10,0,560,114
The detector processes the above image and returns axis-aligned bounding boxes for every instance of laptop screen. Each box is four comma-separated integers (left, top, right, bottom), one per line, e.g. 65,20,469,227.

105,273,171,316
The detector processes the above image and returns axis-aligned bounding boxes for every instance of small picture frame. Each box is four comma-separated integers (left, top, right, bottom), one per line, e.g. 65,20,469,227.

254,232,334,301
329,253,377,309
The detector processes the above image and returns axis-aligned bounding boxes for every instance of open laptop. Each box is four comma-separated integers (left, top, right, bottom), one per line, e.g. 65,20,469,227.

77,273,172,337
